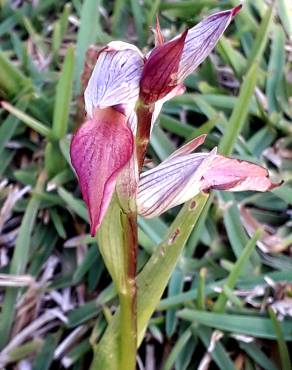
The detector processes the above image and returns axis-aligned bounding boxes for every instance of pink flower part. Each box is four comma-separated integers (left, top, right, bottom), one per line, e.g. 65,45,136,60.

177,5,242,81
84,41,144,117
201,156,278,192
137,149,217,217
168,134,207,159
139,30,188,104
152,15,165,46
137,135,278,218
70,108,134,236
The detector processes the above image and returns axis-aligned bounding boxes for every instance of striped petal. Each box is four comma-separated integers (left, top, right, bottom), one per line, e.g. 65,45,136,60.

84,41,144,117
177,5,242,81
137,150,216,217
137,135,278,218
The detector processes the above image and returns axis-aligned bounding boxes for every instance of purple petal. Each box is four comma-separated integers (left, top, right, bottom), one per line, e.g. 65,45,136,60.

140,30,188,104
168,134,207,159
70,108,134,235
178,5,242,81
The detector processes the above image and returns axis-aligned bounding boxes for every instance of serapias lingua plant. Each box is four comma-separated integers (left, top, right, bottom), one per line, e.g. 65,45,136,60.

70,5,278,370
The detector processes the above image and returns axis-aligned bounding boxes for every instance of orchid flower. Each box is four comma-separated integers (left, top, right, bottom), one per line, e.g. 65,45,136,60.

70,5,276,236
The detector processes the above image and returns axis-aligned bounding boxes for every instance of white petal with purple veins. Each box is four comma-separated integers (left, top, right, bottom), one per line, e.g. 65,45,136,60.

177,8,239,81
137,149,217,217
85,41,144,117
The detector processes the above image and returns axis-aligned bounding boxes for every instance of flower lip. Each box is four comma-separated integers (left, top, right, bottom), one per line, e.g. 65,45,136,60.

70,107,134,236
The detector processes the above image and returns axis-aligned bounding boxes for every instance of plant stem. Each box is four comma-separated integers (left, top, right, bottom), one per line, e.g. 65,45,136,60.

136,102,154,172
119,211,137,370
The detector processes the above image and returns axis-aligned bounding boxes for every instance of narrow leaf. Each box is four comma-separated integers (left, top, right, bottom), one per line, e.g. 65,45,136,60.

219,61,259,155
52,46,75,139
178,310,292,340
213,229,262,312
1,101,51,137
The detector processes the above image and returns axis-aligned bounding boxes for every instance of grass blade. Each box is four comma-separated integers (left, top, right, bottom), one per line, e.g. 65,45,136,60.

52,46,75,139
0,171,46,349
74,0,102,93
219,61,259,155
213,229,262,312
1,101,51,137
268,308,292,370
178,310,292,340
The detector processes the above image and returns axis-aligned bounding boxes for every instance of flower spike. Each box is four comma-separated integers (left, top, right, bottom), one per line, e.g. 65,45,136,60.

70,6,245,234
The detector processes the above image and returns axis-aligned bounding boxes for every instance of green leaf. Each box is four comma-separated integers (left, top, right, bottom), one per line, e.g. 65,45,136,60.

0,171,46,349
278,0,292,37
44,141,67,178
178,310,292,340
0,98,29,158
158,270,292,311
161,329,192,370
245,5,274,71
239,342,278,370
0,51,31,97
52,4,71,59
57,186,88,222
150,124,176,160
268,308,292,370
130,0,145,46
1,101,51,137
32,334,60,370
219,61,259,155
217,36,247,76
272,183,292,205
166,268,184,337
52,46,75,139
96,194,126,291
74,0,102,93
266,26,285,113
213,229,262,312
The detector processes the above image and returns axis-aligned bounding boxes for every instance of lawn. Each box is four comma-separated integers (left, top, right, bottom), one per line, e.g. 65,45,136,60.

0,1,291,369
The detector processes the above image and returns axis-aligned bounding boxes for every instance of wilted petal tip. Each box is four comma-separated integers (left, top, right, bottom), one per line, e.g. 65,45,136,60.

267,179,284,190
231,4,243,17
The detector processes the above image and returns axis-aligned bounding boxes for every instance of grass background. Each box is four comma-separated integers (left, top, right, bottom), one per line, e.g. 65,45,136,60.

0,0,291,369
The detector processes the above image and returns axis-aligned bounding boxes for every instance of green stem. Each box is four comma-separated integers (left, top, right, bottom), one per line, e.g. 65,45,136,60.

119,287,136,370
119,212,137,370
